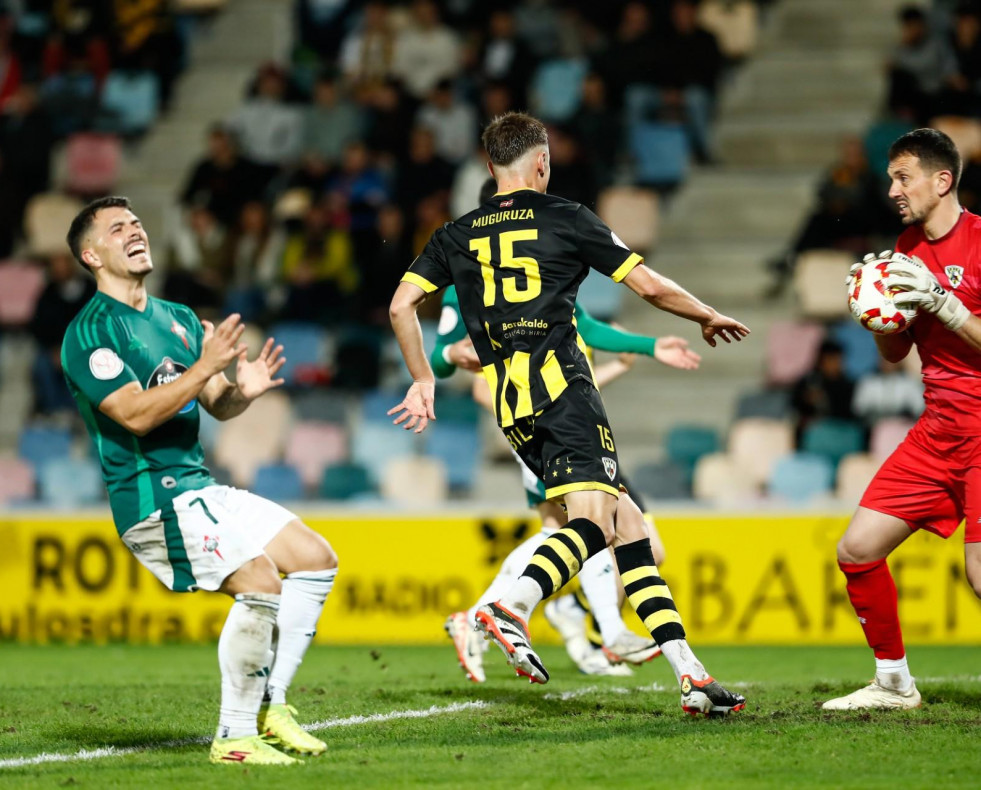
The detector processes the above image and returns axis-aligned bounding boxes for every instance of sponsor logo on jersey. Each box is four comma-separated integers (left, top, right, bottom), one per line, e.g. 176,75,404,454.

147,357,196,414
89,348,124,380
170,320,189,349
603,457,617,481
945,265,965,288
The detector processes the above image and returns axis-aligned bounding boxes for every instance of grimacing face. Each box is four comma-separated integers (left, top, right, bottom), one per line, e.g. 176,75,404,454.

84,207,153,277
887,152,945,226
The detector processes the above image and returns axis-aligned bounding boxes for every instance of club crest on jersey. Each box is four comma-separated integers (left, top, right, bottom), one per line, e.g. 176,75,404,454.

603,457,617,481
203,535,224,560
945,265,965,288
499,198,514,208
147,357,196,413
171,320,189,348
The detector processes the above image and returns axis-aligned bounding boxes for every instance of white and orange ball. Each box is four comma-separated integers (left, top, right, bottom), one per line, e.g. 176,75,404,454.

848,259,918,334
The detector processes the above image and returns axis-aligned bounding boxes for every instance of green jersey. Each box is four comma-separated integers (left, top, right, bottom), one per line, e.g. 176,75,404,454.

62,291,215,533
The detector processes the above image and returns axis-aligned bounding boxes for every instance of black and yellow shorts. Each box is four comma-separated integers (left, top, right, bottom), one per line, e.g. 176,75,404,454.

503,379,622,501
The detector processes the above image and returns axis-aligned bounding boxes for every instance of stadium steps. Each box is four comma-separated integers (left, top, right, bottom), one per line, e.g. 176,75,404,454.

606,0,906,476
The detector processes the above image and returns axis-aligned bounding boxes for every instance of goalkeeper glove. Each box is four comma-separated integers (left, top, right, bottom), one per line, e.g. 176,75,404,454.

846,250,894,287
886,252,972,331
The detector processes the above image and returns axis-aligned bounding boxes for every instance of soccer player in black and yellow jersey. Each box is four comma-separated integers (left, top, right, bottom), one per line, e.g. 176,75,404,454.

389,112,748,715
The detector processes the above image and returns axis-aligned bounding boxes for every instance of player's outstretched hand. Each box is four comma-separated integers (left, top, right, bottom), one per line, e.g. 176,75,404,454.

447,337,481,372
389,381,436,434
654,336,701,370
235,337,286,400
701,312,750,347
200,314,247,376
886,252,971,330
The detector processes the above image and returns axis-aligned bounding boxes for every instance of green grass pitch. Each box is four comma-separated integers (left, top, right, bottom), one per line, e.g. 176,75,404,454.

1,644,980,788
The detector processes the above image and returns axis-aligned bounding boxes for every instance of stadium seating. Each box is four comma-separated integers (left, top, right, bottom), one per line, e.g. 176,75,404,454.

836,452,880,504
351,422,415,481
285,420,348,490
380,456,448,505
769,453,834,503
252,463,305,502
24,193,85,256
268,322,330,387
869,417,915,461
18,425,73,470
764,320,826,386
864,119,916,179
576,269,624,322
698,0,759,60
213,390,291,487
728,418,794,487
358,389,406,426
629,121,690,189
665,424,720,483
595,187,660,255
0,457,35,504
320,462,375,500
100,70,160,136
631,459,691,501
529,58,589,122
0,261,46,328
793,249,853,320
38,456,104,506
425,420,481,491
64,133,122,197
929,116,981,162
830,319,882,380
292,390,352,423
800,418,865,470
692,452,758,504
734,388,791,420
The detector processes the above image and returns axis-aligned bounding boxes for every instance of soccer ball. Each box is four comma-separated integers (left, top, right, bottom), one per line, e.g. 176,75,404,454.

847,259,918,334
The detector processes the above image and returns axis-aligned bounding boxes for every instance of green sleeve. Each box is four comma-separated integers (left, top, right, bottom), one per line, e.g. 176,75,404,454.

61,320,140,407
574,303,656,356
430,286,467,379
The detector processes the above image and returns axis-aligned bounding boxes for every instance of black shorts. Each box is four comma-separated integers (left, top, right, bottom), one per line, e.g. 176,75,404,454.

504,379,621,501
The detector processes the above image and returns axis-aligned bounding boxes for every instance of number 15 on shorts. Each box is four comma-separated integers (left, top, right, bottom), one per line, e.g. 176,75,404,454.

597,425,615,452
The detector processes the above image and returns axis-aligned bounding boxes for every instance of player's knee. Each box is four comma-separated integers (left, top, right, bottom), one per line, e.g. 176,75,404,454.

836,536,878,565
222,554,282,596
298,523,338,570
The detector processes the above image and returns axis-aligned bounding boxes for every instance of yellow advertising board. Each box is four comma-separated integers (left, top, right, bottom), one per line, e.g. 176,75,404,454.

1,511,980,645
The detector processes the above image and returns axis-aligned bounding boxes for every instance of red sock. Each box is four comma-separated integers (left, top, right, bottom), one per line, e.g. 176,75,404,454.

839,559,905,660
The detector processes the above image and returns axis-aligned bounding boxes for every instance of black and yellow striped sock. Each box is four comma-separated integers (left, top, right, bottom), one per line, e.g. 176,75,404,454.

573,587,604,648
523,518,608,600
614,538,685,645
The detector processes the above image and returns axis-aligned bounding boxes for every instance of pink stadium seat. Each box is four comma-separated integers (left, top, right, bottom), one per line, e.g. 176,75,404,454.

728,418,795,487
214,391,292,487
692,452,759,504
64,133,121,196
595,186,660,254
285,421,348,489
0,260,45,327
836,452,880,505
793,249,853,321
0,457,35,504
765,320,826,386
380,456,448,505
869,417,916,461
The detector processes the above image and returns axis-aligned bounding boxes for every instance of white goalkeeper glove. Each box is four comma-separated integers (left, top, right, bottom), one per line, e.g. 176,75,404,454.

846,250,894,287
886,252,972,331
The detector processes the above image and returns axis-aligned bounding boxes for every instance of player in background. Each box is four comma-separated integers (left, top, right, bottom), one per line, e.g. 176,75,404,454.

390,112,749,715
437,278,700,680
61,197,338,764
826,128,981,710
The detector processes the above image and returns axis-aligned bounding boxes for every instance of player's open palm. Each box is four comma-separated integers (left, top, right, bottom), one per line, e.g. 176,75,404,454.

701,312,750,347
654,336,701,370
389,381,436,434
200,314,247,376
236,337,286,400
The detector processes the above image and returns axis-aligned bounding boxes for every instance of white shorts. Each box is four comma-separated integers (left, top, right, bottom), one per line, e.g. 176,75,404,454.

120,485,297,593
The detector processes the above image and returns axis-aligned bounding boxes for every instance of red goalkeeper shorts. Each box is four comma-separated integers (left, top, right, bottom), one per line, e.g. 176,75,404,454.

861,418,981,543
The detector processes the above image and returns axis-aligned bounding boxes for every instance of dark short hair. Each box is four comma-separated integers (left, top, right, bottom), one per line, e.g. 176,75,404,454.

481,112,548,167
888,128,962,188
67,196,133,272
899,5,926,23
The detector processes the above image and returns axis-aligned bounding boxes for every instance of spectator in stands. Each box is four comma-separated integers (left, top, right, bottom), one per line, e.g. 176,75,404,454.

449,147,491,219
227,63,304,172
478,80,515,128
391,0,461,101
164,205,230,316
886,5,957,123
415,79,477,165
107,0,183,110
223,201,283,322
338,1,396,94
29,251,96,415
295,0,356,61
302,70,364,167
790,339,856,444
0,150,18,256
42,6,111,87
325,140,389,233
359,204,413,325
852,357,924,426
936,1,981,117
395,125,455,218
38,46,100,137
478,9,535,107
0,14,22,110
573,72,621,189
0,82,54,229
361,78,415,163
544,124,597,208
594,1,660,108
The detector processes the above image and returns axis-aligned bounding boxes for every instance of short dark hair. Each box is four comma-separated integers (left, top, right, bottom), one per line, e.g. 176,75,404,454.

481,112,548,167
67,196,133,272
888,128,962,188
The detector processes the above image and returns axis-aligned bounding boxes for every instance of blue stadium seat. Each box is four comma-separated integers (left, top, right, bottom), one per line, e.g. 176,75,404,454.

801,419,866,469
864,119,915,181
425,421,481,491
320,462,375,500
665,425,719,483
530,58,589,121
576,269,624,322
100,70,160,136
735,389,792,420
38,457,104,507
831,319,882,380
769,453,834,503
628,121,690,189
351,422,415,480
359,389,407,425
18,425,73,470
269,322,329,387
252,463,305,501
631,459,691,501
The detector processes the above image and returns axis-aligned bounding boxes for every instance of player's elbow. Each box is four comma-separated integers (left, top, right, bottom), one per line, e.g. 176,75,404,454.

389,292,414,325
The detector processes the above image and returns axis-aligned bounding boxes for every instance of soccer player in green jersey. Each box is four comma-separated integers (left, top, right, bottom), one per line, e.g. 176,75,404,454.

61,196,337,765
390,112,749,715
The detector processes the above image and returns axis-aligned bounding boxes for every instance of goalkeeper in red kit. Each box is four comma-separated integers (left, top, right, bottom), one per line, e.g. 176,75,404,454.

828,128,981,709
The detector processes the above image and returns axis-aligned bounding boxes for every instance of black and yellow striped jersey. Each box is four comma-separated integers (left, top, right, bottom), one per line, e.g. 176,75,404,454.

402,188,642,427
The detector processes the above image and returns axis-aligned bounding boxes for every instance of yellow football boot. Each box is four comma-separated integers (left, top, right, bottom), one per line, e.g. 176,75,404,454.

258,703,327,755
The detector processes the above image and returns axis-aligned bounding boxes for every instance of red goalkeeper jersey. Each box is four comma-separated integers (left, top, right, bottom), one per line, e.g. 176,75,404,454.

896,209,981,434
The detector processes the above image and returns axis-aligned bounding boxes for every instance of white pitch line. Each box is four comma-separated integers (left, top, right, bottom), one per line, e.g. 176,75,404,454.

0,701,489,770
